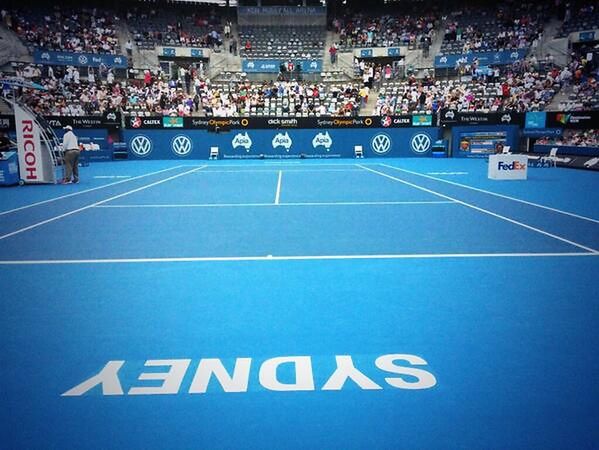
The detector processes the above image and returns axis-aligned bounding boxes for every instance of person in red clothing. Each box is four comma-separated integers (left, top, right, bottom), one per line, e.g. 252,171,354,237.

501,82,510,98
245,40,252,53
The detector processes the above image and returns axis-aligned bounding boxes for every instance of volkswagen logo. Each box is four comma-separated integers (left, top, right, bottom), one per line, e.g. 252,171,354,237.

171,135,192,157
410,134,431,153
130,135,152,157
371,133,392,155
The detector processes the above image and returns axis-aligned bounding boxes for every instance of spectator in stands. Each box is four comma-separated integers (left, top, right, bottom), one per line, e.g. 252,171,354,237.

329,44,338,65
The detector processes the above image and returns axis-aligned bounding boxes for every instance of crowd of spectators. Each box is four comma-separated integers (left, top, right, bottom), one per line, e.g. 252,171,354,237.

4,63,364,117
536,129,599,147
441,4,546,55
201,80,363,117
332,13,437,50
4,7,120,54
554,49,599,111
557,2,599,37
126,7,223,50
373,57,561,115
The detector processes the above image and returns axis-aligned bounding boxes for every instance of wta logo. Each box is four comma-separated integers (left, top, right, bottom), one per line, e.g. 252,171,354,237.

498,161,526,171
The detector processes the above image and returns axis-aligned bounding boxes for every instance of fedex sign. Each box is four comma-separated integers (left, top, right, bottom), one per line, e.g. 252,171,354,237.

488,154,528,180
498,161,526,171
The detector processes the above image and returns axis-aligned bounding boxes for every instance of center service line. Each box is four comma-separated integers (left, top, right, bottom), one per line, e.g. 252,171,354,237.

275,170,283,205
356,164,599,254
0,165,189,217
0,166,207,241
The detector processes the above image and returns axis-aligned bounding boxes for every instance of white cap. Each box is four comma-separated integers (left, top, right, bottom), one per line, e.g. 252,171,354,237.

64,125,73,131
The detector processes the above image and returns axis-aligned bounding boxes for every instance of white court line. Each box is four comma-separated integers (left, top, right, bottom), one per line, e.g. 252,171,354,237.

275,170,282,205
381,164,599,224
356,164,598,254
0,166,206,241
0,165,189,217
193,169,363,173
0,252,596,265
94,200,456,209
93,175,132,179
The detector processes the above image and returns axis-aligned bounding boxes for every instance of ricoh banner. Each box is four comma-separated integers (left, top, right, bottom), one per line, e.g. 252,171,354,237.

14,105,54,183
123,127,441,160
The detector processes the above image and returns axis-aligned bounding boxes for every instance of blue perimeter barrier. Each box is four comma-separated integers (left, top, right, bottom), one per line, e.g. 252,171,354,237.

533,144,599,157
123,127,442,160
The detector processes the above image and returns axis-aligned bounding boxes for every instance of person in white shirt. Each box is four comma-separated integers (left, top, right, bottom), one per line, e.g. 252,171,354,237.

61,125,80,184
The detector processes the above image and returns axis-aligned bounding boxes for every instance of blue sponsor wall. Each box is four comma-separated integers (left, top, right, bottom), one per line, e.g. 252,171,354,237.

55,129,115,162
452,125,520,158
33,50,128,69
123,128,442,160
434,49,528,69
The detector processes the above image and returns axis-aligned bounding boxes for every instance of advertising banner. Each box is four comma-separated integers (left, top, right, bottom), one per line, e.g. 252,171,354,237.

43,112,121,129
123,127,442,160
440,110,525,127
434,49,528,68
242,59,323,73
546,111,599,129
33,50,128,69
14,104,52,183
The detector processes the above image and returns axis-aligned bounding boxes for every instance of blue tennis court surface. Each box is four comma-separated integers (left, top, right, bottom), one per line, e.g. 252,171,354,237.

1,158,598,449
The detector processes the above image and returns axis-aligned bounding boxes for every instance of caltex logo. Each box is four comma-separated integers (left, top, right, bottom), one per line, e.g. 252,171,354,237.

171,135,192,157
381,116,392,127
130,135,152,157
410,134,431,153
371,134,392,155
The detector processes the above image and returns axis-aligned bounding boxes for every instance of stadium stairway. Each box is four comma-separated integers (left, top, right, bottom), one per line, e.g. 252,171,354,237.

0,23,31,66
117,23,159,71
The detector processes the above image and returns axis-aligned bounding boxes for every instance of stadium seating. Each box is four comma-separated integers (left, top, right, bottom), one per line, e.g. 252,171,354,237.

126,7,222,50
238,26,325,59
6,7,120,54
333,13,437,51
440,6,546,55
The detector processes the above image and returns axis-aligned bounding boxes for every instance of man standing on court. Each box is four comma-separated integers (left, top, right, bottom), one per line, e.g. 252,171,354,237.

62,125,80,184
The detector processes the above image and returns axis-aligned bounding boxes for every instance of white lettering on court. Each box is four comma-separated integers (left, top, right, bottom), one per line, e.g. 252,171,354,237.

375,354,437,389
128,359,191,395
62,354,436,396
259,356,315,391
189,358,252,393
322,355,382,390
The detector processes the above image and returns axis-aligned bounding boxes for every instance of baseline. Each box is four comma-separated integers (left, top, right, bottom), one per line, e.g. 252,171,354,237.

0,252,596,265
356,164,598,254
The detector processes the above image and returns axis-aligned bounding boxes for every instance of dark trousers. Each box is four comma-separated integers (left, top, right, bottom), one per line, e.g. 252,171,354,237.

64,149,80,181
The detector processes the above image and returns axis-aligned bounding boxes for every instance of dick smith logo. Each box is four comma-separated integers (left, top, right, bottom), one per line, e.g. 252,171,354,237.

61,353,436,396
